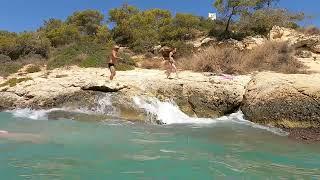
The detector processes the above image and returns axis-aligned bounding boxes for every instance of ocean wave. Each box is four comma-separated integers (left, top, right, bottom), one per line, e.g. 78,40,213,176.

133,96,218,125
133,96,288,136
6,95,288,136
8,108,64,120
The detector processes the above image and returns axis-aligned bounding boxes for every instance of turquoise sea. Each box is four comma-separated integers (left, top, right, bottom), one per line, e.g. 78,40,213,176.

0,97,320,179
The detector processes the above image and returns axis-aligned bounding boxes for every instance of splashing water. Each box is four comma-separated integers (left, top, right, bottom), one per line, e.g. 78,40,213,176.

8,95,287,136
88,94,118,116
8,94,118,120
133,96,288,136
10,108,64,120
133,97,217,125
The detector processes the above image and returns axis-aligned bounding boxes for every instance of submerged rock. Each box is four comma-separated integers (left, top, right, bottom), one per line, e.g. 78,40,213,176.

242,72,320,129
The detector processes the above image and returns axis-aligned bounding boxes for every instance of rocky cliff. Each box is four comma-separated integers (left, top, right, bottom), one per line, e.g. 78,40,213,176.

0,67,251,119
1,67,320,140
241,72,320,129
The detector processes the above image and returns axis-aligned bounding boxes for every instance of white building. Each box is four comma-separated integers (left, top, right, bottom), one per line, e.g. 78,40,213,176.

208,13,217,21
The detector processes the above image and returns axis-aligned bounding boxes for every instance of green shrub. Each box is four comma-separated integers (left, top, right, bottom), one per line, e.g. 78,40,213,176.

47,41,135,70
0,77,32,87
26,64,41,73
0,32,51,60
116,63,135,71
237,9,304,36
116,52,136,71
66,10,104,36
162,41,194,58
95,25,112,44
47,41,111,69
45,24,80,47
0,34,17,59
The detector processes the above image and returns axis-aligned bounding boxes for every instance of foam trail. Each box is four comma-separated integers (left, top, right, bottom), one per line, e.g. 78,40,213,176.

228,111,289,136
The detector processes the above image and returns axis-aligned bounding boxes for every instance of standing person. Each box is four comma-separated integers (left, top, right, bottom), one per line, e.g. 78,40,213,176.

108,45,122,80
166,48,179,79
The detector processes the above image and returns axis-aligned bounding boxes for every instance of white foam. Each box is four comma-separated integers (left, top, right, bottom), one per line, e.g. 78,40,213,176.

7,95,288,136
10,108,64,120
127,155,162,161
160,149,177,153
229,111,289,136
133,96,288,136
8,94,118,120
90,94,118,116
133,97,217,125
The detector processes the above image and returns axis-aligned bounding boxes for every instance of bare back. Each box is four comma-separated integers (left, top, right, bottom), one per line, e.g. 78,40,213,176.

109,50,118,64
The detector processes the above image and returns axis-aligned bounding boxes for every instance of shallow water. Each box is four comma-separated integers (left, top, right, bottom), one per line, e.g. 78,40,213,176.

1,110,320,179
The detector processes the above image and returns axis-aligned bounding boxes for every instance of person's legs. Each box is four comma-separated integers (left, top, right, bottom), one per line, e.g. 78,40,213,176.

109,66,116,80
164,61,171,78
167,63,174,78
171,63,179,78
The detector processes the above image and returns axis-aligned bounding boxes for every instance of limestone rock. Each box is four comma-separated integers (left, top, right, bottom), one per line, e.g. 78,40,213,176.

296,50,312,58
0,92,23,110
0,67,251,120
269,26,320,54
311,44,320,53
192,37,217,48
144,73,251,117
242,36,266,50
241,72,320,128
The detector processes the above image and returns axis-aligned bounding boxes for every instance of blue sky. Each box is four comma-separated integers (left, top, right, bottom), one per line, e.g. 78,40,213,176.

0,0,319,32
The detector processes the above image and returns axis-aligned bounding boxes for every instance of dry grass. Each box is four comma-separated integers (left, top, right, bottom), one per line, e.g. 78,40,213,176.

140,59,164,69
300,26,320,35
0,54,45,77
178,41,306,74
0,77,33,87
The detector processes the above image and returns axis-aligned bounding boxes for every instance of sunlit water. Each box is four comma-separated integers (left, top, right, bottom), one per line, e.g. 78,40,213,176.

1,97,320,179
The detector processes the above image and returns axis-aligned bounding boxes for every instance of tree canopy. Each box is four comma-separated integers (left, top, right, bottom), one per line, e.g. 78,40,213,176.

0,2,307,65
66,10,104,36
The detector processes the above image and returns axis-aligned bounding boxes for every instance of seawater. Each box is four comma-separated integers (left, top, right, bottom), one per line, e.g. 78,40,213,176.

0,97,320,179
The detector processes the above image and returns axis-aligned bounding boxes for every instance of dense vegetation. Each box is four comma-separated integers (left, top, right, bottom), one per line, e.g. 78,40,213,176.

212,0,304,39
0,1,310,76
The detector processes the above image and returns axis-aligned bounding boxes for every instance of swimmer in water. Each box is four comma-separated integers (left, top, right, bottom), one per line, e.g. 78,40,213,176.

0,130,43,143
0,130,8,134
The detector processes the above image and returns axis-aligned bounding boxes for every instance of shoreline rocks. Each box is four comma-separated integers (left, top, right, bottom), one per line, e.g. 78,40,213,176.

1,67,320,141
241,72,320,129
0,67,251,119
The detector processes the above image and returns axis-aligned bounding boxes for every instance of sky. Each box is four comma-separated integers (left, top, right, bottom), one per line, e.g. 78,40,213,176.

0,0,319,32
